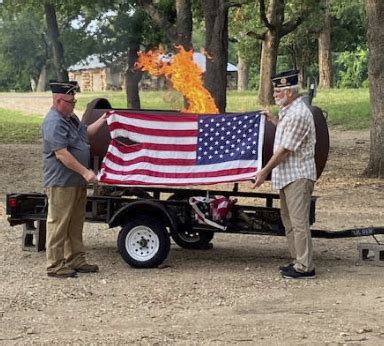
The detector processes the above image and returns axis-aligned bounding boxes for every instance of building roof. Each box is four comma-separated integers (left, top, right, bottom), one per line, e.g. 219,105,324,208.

68,52,238,72
68,55,106,71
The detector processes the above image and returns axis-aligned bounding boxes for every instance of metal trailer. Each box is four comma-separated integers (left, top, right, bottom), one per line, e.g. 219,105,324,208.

6,185,384,268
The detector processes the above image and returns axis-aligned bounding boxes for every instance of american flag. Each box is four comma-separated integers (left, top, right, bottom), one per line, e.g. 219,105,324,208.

98,110,265,186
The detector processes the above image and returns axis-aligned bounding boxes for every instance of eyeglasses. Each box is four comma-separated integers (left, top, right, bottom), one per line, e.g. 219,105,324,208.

60,98,77,105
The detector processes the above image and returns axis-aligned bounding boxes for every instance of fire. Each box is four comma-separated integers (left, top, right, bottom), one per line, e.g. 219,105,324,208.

136,46,219,114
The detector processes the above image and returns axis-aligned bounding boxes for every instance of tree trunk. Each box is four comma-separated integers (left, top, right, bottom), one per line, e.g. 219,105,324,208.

257,0,284,106
137,0,193,108
258,31,280,105
237,54,249,91
318,0,333,88
36,64,47,92
256,0,310,105
364,0,384,178
176,0,192,109
176,0,192,49
125,42,143,109
202,0,229,113
298,66,306,89
138,0,193,50
44,3,68,82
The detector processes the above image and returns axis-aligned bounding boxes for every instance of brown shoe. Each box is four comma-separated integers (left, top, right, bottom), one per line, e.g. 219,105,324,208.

73,263,99,273
47,267,77,278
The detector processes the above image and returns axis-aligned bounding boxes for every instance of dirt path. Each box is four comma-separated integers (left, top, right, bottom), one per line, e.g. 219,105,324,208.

1,123,384,342
0,94,53,117
0,93,84,117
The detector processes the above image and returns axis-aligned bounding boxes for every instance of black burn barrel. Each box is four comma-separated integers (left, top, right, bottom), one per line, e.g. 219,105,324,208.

82,98,329,179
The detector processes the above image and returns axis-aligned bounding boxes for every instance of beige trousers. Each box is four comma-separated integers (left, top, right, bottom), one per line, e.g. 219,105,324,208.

279,179,315,272
46,186,87,273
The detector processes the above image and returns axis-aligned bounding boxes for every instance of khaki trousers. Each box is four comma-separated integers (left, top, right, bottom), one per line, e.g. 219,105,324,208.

46,186,87,273
279,179,315,272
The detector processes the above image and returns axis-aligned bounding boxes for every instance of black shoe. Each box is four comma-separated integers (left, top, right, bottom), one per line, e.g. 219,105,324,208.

282,266,316,279
279,262,294,272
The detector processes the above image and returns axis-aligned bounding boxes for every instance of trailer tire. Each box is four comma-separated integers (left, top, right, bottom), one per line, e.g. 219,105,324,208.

171,228,214,250
117,216,170,268
167,193,214,250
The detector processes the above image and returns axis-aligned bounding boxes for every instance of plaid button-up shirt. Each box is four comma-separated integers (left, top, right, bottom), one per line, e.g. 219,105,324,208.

271,97,317,190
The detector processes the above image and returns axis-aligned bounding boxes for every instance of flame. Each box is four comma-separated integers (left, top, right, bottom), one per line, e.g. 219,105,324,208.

136,46,219,114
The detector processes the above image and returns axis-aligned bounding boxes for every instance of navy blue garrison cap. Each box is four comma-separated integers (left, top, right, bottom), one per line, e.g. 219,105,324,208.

271,70,299,88
49,80,80,94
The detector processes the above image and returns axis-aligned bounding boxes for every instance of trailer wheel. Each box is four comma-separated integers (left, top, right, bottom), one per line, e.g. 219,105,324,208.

117,217,170,268
171,228,214,250
167,193,214,249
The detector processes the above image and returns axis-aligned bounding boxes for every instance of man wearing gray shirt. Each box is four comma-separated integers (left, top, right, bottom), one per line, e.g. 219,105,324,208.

42,80,106,278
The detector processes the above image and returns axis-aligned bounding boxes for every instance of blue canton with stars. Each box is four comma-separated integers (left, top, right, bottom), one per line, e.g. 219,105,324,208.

196,112,261,165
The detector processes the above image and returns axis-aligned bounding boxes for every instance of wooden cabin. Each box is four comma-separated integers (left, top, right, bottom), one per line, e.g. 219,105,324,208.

68,55,124,92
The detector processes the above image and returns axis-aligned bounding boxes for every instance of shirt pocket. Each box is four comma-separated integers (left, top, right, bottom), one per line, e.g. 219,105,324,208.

69,131,88,150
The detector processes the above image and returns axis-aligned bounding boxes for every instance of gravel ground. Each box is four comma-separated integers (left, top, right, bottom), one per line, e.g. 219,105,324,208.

1,123,384,343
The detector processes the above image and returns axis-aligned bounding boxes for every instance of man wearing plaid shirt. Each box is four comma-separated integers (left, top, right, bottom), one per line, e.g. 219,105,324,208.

253,70,317,279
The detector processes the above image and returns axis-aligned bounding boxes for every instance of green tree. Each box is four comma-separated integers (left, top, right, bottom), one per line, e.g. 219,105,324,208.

0,0,102,85
229,4,262,91
201,0,234,112
279,12,321,88
0,7,48,91
318,0,332,88
331,0,366,52
246,0,320,105
137,0,193,49
330,0,367,87
90,3,167,108
335,47,368,88
44,2,68,81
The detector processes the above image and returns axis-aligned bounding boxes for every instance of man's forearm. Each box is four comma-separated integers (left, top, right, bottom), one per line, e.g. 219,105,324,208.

262,147,291,175
87,114,107,138
252,146,291,188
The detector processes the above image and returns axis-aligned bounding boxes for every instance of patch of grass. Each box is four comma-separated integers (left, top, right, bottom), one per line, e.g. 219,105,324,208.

0,108,42,143
226,89,371,130
0,88,371,144
76,88,371,130
315,88,370,129
227,91,264,112
76,90,185,111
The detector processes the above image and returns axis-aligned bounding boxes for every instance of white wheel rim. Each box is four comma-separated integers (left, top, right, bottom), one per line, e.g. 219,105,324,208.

125,226,160,262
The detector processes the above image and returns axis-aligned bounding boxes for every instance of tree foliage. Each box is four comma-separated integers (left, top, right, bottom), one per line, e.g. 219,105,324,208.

329,0,367,88
330,0,366,52
335,47,368,88
0,0,100,90
279,11,321,86
229,4,262,90
0,7,47,90
0,0,374,95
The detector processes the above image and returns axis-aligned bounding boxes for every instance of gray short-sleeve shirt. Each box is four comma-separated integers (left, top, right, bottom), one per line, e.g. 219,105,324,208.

42,107,90,187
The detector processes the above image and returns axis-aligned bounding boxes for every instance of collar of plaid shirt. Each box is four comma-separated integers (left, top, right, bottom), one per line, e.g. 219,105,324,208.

278,96,302,120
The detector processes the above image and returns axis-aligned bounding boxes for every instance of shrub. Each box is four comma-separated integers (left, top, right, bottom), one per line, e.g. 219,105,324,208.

335,47,368,88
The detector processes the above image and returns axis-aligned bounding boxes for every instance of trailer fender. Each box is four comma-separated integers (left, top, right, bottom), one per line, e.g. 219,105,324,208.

108,200,178,231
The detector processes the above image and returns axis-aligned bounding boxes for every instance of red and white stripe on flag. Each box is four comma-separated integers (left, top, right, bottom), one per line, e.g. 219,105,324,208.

98,110,265,186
